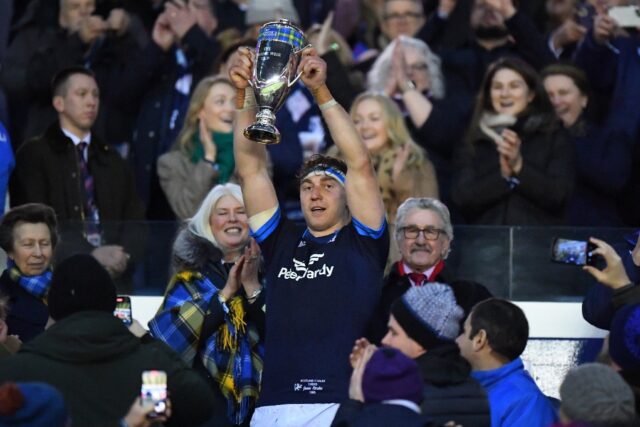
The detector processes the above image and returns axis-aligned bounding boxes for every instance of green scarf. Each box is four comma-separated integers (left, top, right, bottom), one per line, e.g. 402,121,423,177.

189,131,235,183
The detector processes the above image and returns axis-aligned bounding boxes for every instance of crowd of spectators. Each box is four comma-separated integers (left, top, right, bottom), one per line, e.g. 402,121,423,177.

0,0,639,425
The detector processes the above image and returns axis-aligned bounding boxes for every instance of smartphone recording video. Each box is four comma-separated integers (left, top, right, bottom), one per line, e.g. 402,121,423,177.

141,370,167,418
551,238,596,266
114,295,132,327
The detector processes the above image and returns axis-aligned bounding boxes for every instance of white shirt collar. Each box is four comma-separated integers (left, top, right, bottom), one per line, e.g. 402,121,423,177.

61,127,92,146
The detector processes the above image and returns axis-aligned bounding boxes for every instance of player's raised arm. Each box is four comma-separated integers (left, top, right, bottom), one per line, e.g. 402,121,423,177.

229,47,278,218
299,48,386,230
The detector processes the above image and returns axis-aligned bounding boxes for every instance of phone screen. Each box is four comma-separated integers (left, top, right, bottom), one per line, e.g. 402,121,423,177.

551,238,594,266
141,370,167,418
608,6,640,28
114,295,132,327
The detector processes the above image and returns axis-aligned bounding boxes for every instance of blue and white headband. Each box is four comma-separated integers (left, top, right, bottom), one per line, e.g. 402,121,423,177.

302,166,346,186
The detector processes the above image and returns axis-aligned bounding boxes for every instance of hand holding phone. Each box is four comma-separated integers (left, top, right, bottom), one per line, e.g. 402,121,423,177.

141,370,168,419
114,295,132,327
124,396,170,426
582,237,632,289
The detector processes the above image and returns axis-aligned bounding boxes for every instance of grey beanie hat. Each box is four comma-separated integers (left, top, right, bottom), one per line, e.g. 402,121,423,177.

245,0,300,26
560,363,636,424
391,283,464,349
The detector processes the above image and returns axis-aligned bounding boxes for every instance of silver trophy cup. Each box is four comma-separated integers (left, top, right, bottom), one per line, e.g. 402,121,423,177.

244,19,309,145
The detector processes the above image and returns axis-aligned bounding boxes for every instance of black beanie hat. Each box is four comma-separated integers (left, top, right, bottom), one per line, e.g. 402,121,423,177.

48,254,117,321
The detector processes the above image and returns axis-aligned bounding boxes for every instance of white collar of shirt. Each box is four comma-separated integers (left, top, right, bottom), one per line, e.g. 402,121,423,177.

61,127,92,146
402,261,436,285
381,399,421,414
62,128,92,161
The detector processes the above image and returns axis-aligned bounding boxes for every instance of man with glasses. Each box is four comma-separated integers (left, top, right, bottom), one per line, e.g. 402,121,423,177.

367,197,491,342
381,0,426,44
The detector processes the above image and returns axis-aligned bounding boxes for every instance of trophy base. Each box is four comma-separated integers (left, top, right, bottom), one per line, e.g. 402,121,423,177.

244,123,281,145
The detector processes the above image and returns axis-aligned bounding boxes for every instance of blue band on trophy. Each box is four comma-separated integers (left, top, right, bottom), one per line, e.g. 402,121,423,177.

258,26,305,50
303,166,346,185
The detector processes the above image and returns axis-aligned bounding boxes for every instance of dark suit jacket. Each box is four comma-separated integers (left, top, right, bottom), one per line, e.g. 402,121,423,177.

10,122,146,291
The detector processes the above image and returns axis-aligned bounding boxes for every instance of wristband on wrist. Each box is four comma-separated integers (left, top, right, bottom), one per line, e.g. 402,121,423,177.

311,84,333,105
319,99,339,111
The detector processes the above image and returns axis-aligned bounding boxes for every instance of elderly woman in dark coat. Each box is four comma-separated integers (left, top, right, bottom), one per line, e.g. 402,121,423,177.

0,203,58,342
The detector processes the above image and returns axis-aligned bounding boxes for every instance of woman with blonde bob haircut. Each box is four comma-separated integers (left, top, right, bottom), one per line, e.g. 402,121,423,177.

327,91,438,225
150,183,264,426
158,76,236,220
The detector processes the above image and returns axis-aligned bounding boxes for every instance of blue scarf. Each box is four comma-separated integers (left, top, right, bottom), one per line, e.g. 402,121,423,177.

7,259,52,300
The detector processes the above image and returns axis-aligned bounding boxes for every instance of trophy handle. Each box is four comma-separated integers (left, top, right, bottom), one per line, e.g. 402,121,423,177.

288,70,303,88
288,44,312,88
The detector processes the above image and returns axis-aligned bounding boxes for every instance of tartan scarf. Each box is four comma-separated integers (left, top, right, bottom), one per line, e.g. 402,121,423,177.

7,259,52,301
149,270,263,424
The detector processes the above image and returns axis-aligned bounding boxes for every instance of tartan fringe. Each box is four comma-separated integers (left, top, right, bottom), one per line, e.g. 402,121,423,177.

219,297,247,352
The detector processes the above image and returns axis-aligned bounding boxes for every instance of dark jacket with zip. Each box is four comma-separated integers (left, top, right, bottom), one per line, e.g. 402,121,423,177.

417,342,491,427
0,311,215,427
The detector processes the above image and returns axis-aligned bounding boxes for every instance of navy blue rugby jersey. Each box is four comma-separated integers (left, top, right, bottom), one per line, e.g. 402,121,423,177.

252,207,389,406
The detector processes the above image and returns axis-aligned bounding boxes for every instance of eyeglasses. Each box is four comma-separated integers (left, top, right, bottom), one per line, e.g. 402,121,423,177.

400,226,445,240
383,12,423,21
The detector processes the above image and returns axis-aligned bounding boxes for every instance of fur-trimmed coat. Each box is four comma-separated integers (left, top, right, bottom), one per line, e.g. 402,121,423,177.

168,227,266,343
153,228,266,427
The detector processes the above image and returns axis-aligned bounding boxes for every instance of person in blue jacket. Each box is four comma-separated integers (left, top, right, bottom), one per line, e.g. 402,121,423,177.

0,121,13,217
456,298,558,427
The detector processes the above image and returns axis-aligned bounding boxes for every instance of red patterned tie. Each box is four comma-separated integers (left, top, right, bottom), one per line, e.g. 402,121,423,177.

408,272,427,286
